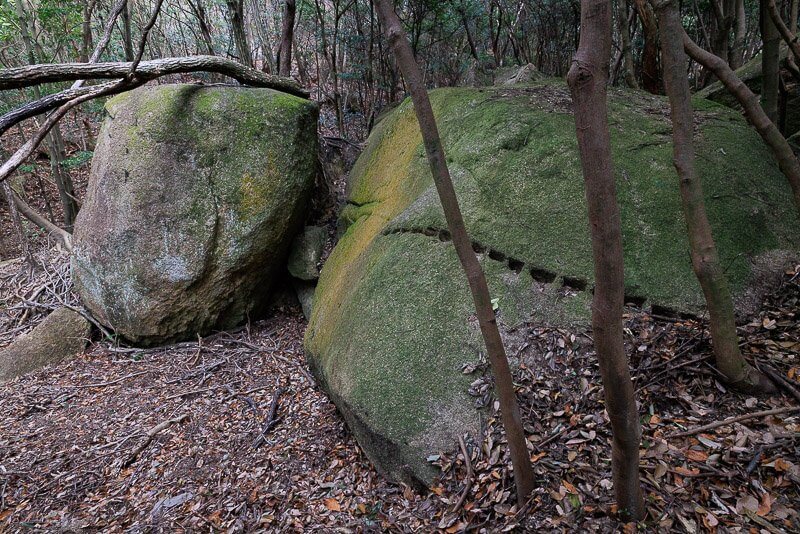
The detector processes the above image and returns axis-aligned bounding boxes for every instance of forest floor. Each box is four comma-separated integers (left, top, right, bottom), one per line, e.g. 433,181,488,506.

0,248,799,533
2,96,800,532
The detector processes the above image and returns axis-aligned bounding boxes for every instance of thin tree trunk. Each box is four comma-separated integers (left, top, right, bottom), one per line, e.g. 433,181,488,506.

634,0,662,93
762,0,782,124
682,31,800,213
277,0,296,77
188,1,216,56
567,0,645,520
226,0,252,67
374,0,535,506
48,125,78,230
80,0,97,63
121,1,135,61
730,0,747,69
618,0,639,89
657,0,775,393
459,8,480,61
1,181,33,266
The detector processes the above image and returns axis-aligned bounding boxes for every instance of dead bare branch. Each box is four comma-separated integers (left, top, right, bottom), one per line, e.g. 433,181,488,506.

0,56,308,97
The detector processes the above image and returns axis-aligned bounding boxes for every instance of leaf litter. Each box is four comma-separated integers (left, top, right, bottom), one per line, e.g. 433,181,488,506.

0,252,798,532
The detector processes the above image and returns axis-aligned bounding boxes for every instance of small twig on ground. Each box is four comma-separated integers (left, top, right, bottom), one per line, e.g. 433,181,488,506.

164,384,235,401
123,414,190,467
451,435,474,513
64,370,149,389
165,360,224,384
533,426,567,450
744,509,786,534
252,388,285,448
671,406,800,438
762,367,800,404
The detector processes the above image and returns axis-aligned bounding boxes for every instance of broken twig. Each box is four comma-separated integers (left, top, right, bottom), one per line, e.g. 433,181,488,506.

123,414,189,467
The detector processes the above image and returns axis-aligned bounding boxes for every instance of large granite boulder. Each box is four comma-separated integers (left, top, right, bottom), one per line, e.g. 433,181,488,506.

305,81,799,486
72,84,318,345
0,307,90,382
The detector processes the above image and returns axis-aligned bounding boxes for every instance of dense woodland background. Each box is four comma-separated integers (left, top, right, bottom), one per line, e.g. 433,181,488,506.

0,0,791,258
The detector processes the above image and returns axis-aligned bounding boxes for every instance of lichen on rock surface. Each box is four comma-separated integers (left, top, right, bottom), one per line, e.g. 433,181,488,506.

305,80,799,486
72,84,318,346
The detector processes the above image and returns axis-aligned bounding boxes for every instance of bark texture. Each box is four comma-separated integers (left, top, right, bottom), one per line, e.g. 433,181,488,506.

374,0,536,506
567,0,645,520
658,0,775,393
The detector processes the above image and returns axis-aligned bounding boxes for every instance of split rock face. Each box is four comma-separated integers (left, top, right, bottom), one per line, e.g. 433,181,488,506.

306,81,799,486
72,84,318,346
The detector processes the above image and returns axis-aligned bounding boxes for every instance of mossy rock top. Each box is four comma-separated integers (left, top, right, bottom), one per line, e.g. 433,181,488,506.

305,80,799,485
73,84,319,345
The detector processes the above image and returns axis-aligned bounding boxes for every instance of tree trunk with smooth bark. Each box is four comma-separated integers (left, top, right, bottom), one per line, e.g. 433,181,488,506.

730,0,747,69
656,0,775,393
568,0,645,520
374,0,536,507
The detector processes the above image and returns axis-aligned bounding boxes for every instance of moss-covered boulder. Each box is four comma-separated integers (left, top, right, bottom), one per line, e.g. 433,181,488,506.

0,308,90,382
72,84,318,346
305,81,799,486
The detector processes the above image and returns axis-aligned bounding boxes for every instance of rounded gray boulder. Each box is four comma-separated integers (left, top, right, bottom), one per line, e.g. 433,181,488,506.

72,84,318,345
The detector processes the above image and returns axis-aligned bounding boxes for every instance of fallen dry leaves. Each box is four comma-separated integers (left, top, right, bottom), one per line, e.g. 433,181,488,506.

0,251,798,532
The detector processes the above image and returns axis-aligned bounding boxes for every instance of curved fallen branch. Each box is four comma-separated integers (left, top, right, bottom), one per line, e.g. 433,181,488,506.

0,55,307,97
682,29,800,213
0,83,107,137
9,189,73,252
0,80,132,185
